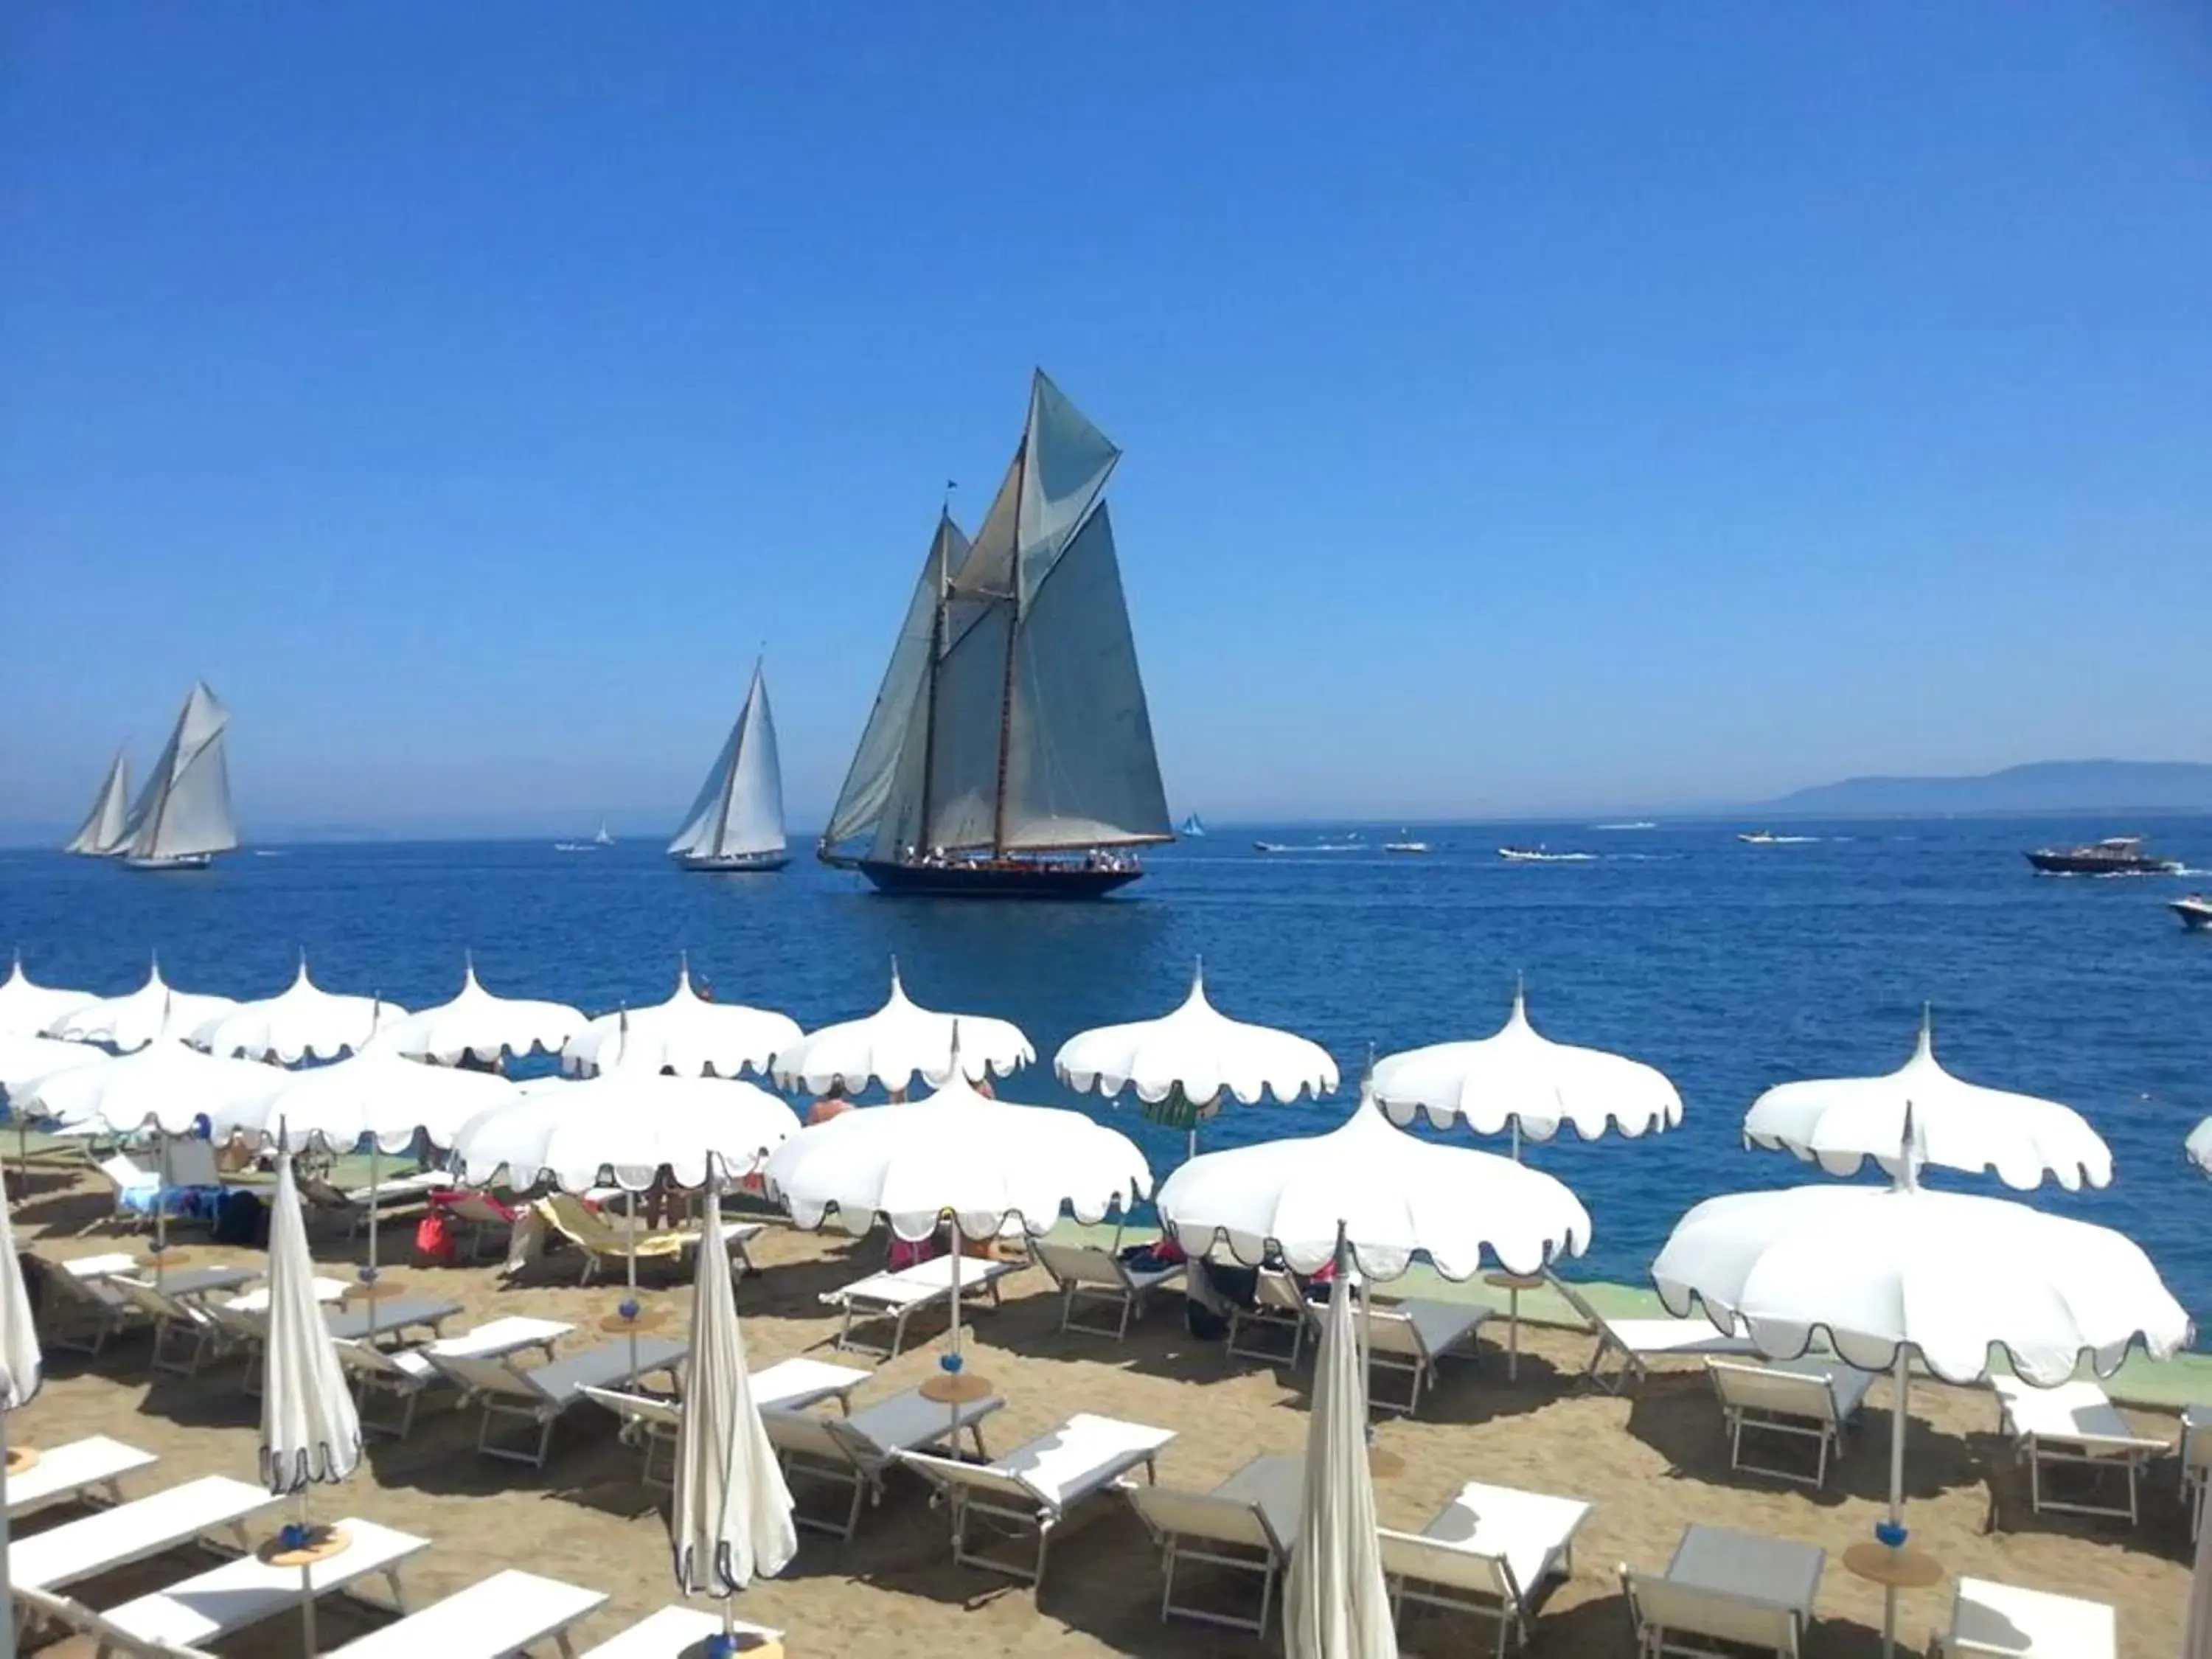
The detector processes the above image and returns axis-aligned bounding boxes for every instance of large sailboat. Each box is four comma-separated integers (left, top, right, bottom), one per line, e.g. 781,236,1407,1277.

818,372,1173,898
65,750,133,857
119,681,239,872
668,661,789,872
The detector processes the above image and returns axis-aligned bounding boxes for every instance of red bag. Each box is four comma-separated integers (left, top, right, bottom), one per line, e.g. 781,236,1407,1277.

414,1212,458,1265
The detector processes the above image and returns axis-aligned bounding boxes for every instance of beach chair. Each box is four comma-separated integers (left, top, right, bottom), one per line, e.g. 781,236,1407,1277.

425,1335,689,1467
12,1584,221,1659
1545,1271,1759,1394
582,1355,868,1486
818,1251,1022,1359
11,1475,283,1593
33,1257,146,1355
765,1385,1004,1539
576,1605,782,1658
1928,1575,2116,1658
1226,1269,1311,1365
1124,1453,1300,1634
1379,1480,1592,1657
1990,1375,2168,1525
325,1568,608,1658
108,1277,232,1378
97,1517,424,1652
537,1192,762,1285
897,1412,1176,1585
4,1435,156,1520
93,1150,162,1226
299,1169,439,1239
1340,1296,1492,1414
439,1189,517,1262
1033,1241,1185,1340
1706,1356,1877,1489
338,1315,571,1439
1621,1524,1825,1659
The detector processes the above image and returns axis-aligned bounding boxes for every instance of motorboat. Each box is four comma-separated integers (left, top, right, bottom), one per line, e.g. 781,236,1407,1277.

2173,894,2212,931
2025,836,2183,876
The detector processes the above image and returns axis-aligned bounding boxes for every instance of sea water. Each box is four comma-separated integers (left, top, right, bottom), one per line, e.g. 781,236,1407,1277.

4,815,2207,1333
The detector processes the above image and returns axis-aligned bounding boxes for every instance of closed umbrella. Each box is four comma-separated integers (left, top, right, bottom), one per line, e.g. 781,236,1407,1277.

192,956,400,1065
2185,1115,2212,1178
43,959,236,1053
0,953,92,1042
379,956,586,1068
563,959,801,1081
773,962,1031,1099
2,1192,44,1659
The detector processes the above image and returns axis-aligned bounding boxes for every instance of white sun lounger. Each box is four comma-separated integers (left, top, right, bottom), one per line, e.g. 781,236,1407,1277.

1991,1376,2168,1525
426,1336,689,1467
577,1604,782,1658
97,1516,425,1651
1124,1453,1301,1635
1033,1242,1185,1340
108,1278,232,1377
327,1568,608,1658
1930,1575,2116,1658
1707,1355,1877,1489
766,1384,1004,1538
1338,1297,1492,1414
4,1434,157,1519
819,1251,1022,1359
898,1411,1177,1584
1227,1269,1312,1364
12,1475,283,1593
1622,1523,1825,1659
1380,1479,1592,1656
33,1259,145,1355
338,1315,573,1439
582,1354,869,1487
13,1583,220,1659
1545,1272,1759,1394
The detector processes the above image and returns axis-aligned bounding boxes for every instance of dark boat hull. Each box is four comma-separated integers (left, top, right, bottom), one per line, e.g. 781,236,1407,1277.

853,858,1142,899
2025,851,2182,875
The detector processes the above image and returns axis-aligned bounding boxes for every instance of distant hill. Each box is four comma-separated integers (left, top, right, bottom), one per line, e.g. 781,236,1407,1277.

1760,760,2212,817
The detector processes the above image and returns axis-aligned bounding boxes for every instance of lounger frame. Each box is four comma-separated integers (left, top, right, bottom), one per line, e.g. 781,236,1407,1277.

1033,1242,1184,1341
1125,1484,1289,1635
1706,1358,1870,1489
1993,1377,2168,1526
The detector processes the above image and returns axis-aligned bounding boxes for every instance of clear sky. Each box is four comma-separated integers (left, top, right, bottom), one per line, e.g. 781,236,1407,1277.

4,5,2209,836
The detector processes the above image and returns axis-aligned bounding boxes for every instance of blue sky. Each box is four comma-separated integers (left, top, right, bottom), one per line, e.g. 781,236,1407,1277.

4,5,2209,835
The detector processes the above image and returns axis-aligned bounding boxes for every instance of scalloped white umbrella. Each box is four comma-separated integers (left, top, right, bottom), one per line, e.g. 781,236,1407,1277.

1056,961,1337,1160
2,1189,43,1653
451,1069,801,1194
192,956,400,1065
1373,983,1680,1157
44,959,237,1053
772,961,1031,1099
2189,1116,2212,1178
1743,1008,2110,1192
21,1034,291,1139
0,953,93,1041
563,959,800,1081
380,956,587,1068
1,1036,108,1181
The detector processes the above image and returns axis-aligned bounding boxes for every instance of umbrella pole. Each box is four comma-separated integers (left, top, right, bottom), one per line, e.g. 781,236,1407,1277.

3,1408,15,1659
1510,1118,1522,1164
364,1139,380,1348
1875,1348,1913,1659
154,1135,170,1283
626,1189,640,1377
296,1490,319,1657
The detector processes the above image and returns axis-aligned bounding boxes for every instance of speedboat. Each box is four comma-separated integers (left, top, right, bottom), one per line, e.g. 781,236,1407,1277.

2025,836,2183,876
1498,846,1595,863
2174,895,2212,931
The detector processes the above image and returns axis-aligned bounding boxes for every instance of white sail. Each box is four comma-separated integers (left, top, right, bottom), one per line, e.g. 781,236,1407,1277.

123,682,238,861
66,751,132,856
669,664,786,859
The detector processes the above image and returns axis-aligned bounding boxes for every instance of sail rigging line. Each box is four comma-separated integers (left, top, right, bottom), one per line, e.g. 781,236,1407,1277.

919,513,952,855
989,433,1030,857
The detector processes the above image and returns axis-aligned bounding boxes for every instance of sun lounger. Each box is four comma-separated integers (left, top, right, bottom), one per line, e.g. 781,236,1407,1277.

327,1568,607,1659
4,1435,156,1519
1707,1355,1877,1489
1380,1479,1592,1656
898,1411,1176,1584
577,1605,782,1658
538,1192,762,1286
108,1277,236,1378
13,1584,220,1659
1227,1269,1311,1365
582,1355,868,1486
766,1385,1005,1539
1545,1271,1759,1394
60,1251,142,1280
97,1516,424,1651
300,1169,443,1237
1991,1375,2168,1525
427,1335,689,1467
1124,1453,1301,1634
1929,1575,2116,1658
1033,1242,1185,1340
12,1475,283,1593
34,1257,147,1355
1621,1523,1824,1659
819,1251,1022,1359
94,1150,162,1225
1335,1295,1492,1414
338,1315,572,1439
324,1294,462,1346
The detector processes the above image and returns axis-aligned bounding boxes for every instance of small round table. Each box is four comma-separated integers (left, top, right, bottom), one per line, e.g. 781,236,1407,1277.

599,1305,674,1336
1484,1272,1545,1380
1844,1539,1943,1659
144,1246,197,1277
342,1278,411,1304
7,1445,41,1476
919,1370,995,1405
259,1523,354,1655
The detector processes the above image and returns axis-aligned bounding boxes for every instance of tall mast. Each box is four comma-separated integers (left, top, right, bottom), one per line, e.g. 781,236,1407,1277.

989,428,1029,857
917,512,950,856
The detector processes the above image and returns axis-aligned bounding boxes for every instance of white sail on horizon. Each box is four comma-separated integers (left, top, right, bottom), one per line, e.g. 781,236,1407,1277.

668,662,786,861
122,681,239,863
66,750,132,856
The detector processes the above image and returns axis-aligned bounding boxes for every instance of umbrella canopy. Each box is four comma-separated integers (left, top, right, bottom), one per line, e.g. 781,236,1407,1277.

0,954,93,1041
671,1160,796,1604
192,957,400,1065
1,1192,44,1655
1156,1087,1591,1280
257,1043,520,1155
0,1035,105,1098
1374,984,1680,1149
1284,1246,1394,1659
563,961,800,1081
451,1069,801,1193
1742,1010,2110,1191
379,957,588,1067
19,1037,291,1136
772,963,1032,1098
762,1066,1149,1241
260,1154,362,1492
2186,1116,2212,1178
44,960,237,1052
1055,961,1337,1138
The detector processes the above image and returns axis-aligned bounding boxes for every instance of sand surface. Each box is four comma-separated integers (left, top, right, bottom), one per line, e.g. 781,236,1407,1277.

7,1165,2197,1657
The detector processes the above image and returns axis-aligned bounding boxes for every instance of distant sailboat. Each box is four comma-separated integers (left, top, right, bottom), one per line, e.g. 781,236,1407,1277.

66,750,133,857
594,819,616,846
1180,813,1206,838
817,372,1172,898
669,661,789,872
119,682,238,872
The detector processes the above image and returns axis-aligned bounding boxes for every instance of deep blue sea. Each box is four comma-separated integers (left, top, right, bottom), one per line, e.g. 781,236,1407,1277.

4,816,2208,1332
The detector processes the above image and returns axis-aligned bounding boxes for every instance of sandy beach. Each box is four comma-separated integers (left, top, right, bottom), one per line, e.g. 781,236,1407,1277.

7,1164,2196,1658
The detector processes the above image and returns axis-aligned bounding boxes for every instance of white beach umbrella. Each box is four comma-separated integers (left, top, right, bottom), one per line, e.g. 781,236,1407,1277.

19,1035,291,1139
671,1155,796,1632
192,956,400,1065
44,959,237,1053
2185,1116,2212,1178
379,956,587,1068
0,1037,107,1180
772,962,1031,1098
1743,1009,2110,1191
451,1069,801,1194
563,959,801,1081
1,1192,44,1657
1055,961,1338,1159
0,954,93,1041
1284,1233,1394,1659
1374,983,1680,1156
259,1151,363,1655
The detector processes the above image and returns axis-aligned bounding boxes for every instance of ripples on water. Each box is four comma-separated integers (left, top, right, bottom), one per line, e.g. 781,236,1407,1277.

4,815,2207,1332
